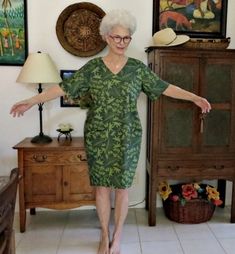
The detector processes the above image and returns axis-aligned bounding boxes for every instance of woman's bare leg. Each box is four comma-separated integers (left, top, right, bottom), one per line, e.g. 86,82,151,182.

109,188,129,254
96,186,112,254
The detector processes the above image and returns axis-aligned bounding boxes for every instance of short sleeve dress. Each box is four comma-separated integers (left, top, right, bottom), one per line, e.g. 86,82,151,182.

59,57,169,189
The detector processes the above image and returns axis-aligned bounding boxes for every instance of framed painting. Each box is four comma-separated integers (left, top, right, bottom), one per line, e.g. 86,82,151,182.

153,0,228,38
60,70,80,107
0,0,28,66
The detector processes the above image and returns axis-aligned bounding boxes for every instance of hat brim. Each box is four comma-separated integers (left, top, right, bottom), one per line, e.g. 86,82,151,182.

153,35,190,47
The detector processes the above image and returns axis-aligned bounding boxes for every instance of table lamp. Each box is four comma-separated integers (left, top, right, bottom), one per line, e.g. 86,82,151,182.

16,52,62,144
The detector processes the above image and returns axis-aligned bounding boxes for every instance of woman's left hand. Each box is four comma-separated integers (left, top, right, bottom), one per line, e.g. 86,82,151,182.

193,96,211,113
163,85,212,113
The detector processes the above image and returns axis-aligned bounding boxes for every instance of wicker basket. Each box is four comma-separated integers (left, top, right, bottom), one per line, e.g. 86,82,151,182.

163,198,215,224
182,37,230,49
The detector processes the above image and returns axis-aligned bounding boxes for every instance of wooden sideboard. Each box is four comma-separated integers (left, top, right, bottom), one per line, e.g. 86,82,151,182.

13,137,95,232
145,47,235,226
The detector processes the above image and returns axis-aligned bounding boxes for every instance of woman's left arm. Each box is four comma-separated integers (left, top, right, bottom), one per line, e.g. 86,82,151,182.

163,84,211,113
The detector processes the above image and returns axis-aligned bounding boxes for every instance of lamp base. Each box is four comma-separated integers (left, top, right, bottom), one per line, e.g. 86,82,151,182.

31,134,52,144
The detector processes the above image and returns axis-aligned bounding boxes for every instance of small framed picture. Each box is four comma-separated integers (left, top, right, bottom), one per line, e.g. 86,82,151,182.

153,0,228,38
60,70,80,107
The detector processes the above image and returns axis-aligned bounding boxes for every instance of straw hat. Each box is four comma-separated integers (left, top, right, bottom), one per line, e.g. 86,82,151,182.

153,28,190,47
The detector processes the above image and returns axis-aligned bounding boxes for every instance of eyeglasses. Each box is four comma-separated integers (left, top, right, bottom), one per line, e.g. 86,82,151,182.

109,34,132,44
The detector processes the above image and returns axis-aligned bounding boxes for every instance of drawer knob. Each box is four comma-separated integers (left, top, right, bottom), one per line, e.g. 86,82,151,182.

77,154,87,162
214,165,225,169
33,155,47,163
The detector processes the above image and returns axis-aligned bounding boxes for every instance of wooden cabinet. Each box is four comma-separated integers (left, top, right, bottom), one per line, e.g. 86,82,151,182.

13,138,95,232
146,47,235,226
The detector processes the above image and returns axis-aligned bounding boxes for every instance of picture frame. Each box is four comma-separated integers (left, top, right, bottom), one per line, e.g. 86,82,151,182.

153,0,228,38
0,0,28,66
60,70,80,107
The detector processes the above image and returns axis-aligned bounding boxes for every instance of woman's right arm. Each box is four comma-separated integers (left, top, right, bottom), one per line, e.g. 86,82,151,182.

10,84,65,117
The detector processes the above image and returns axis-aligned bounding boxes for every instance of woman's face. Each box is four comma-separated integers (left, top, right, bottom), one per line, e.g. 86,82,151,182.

105,25,132,56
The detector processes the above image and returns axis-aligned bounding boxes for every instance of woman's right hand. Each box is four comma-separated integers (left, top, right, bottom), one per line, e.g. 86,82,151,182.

10,85,65,117
10,99,34,117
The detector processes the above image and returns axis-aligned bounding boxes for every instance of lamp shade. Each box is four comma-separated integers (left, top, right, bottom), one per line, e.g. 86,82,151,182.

16,52,62,84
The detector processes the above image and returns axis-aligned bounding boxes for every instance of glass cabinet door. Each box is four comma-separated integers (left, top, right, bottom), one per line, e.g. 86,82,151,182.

201,57,235,153
158,55,199,154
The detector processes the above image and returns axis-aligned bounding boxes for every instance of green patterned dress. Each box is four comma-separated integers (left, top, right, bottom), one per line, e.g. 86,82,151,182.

59,57,169,189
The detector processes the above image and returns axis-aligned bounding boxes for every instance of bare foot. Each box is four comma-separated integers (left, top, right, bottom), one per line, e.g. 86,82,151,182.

109,236,121,254
97,232,109,254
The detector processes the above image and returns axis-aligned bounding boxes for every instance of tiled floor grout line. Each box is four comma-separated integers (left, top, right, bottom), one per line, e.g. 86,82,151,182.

134,209,143,254
207,221,228,254
55,211,69,254
207,206,231,254
172,223,186,254
14,212,32,249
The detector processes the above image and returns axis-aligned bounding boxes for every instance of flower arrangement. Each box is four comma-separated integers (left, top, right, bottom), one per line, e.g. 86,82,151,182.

159,181,223,207
58,123,73,132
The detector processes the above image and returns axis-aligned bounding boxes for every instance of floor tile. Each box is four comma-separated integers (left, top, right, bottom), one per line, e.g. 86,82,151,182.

180,238,226,254
141,241,184,254
60,226,100,245
67,209,99,228
138,223,178,242
174,223,216,240
121,242,142,254
208,222,235,238
57,242,99,254
136,208,178,242
109,209,140,243
218,238,235,254
17,241,58,254
136,207,173,226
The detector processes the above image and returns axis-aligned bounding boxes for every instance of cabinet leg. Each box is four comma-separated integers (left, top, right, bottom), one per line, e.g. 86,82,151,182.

30,208,36,215
19,182,26,232
231,179,235,223
145,172,149,210
218,179,226,208
148,174,157,226
19,209,26,233
148,189,156,226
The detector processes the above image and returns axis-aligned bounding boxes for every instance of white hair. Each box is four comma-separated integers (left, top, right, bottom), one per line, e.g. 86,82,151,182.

99,9,137,36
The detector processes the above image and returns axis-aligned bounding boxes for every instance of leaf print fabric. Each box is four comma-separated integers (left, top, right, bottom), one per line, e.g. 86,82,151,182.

59,57,169,189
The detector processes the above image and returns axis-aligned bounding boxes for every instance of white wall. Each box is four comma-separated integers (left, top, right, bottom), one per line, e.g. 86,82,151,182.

0,0,235,208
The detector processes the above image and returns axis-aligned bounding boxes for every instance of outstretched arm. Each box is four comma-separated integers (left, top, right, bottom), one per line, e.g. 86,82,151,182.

163,84,211,113
10,85,65,117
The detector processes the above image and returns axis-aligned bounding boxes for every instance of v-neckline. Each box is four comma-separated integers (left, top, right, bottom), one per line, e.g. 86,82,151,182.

101,57,129,75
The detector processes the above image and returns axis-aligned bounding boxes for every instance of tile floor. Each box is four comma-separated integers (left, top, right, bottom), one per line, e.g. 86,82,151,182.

14,206,235,254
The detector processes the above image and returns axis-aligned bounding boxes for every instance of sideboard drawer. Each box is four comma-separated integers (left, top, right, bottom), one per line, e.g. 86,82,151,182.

24,150,87,165
157,161,235,178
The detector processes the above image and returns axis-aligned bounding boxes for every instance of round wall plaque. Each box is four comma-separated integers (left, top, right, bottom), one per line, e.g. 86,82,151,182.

56,2,106,57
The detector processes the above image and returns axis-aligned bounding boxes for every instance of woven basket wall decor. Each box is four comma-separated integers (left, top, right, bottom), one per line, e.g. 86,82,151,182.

56,2,107,57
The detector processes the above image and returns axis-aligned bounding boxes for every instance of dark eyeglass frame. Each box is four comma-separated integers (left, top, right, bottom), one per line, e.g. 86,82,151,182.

109,34,132,44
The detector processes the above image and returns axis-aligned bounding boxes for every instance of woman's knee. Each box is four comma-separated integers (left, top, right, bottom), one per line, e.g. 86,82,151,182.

95,186,111,197
115,188,129,200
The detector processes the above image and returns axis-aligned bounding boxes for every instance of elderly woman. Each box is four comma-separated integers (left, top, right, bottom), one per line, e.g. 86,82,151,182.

11,9,211,254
